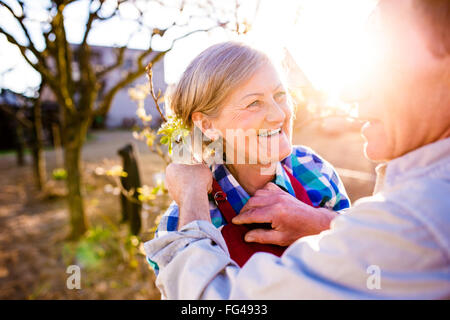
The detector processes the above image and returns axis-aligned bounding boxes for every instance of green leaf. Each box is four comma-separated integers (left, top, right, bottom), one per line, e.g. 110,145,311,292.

160,136,169,145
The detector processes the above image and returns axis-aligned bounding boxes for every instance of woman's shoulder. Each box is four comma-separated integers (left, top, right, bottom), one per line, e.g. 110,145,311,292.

155,201,180,237
155,198,225,238
162,200,179,217
287,144,340,184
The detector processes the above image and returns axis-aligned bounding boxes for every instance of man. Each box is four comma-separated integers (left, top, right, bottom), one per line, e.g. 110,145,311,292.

145,0,450,299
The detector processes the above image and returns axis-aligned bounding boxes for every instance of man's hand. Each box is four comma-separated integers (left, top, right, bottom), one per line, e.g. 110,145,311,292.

165,163,213,229
232,182,337,246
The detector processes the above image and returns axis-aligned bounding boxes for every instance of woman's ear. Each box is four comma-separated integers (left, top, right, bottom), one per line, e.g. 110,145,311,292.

192,112,209,130
192,112,219,141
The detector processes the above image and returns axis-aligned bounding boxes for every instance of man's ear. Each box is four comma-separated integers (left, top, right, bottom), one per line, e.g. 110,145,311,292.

192,112,219,141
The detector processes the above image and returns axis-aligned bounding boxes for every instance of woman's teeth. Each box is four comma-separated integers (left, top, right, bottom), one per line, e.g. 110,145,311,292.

258,128,281,137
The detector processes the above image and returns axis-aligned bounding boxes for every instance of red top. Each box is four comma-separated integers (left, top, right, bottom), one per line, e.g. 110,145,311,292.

211,166,314,267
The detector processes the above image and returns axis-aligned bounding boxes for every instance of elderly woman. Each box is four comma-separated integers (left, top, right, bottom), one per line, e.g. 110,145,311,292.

147,42,350,276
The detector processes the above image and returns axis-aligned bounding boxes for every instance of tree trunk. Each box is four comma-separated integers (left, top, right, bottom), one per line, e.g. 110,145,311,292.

31,98,46,191
64,125,88,240
15,122,26,166
52,123,64,168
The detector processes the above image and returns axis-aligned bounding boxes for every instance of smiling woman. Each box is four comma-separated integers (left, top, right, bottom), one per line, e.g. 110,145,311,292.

146,41,350,282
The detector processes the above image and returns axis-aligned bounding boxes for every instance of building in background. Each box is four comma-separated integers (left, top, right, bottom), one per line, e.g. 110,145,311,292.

40,44,167,129
0,88,31,150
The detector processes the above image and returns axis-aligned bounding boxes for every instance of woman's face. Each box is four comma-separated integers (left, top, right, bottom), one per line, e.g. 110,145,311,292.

210,62,293,165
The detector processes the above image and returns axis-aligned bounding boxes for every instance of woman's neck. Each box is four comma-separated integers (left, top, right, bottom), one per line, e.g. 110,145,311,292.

226,163,276,196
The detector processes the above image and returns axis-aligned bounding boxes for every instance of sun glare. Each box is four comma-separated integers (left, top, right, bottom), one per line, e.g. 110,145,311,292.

246,0,378,115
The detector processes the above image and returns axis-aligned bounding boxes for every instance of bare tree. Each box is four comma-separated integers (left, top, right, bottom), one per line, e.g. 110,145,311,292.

0,0,238,239
30,82,47,191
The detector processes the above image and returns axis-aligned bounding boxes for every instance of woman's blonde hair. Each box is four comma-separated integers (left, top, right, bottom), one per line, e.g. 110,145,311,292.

167,41,271,129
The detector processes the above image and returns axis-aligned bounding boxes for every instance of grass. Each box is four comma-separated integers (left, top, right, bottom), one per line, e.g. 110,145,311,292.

0,145,54,157
0,132,98,157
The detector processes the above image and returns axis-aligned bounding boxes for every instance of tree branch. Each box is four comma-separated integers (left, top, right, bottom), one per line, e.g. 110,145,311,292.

81,0,100,47
96,20,141,79
96,46,128,79
0,0,47,67
95,50,166,117
164,25,222,53
146,64,166,122
0,104,32,128
0,26,58,90
94,20,223,118
52,3,74,111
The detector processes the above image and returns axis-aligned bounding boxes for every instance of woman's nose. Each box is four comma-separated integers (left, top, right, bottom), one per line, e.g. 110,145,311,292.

266,100,286,124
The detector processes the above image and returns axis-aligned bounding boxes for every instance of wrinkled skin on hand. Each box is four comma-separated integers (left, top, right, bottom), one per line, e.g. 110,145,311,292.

233,182,337,246
165,164,336,243
165,163,213,229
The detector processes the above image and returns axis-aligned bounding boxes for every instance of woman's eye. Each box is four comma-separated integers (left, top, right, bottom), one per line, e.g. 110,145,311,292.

274,91,286,101
246,100,261,108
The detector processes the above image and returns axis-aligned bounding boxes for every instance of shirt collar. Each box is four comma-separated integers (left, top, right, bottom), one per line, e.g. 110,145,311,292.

384,137,450,187
210,160,296,214
274,160,296,197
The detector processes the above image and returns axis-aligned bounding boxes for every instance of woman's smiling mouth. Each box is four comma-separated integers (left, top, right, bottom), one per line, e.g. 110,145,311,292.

258,128,282,137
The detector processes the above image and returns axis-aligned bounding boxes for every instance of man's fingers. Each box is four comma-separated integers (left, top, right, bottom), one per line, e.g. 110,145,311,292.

240,193,276,213
232,208,273,225
263,182,282,191
239,183,284,213
244,229,285,246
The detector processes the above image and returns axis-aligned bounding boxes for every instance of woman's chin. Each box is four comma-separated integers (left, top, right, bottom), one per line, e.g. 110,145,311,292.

257,136,292,164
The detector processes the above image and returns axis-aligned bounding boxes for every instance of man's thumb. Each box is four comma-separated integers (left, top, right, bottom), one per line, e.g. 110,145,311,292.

244,229,284,246
263,182,281,191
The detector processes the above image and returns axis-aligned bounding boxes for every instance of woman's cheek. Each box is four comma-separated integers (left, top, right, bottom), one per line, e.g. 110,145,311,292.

282,106,293,137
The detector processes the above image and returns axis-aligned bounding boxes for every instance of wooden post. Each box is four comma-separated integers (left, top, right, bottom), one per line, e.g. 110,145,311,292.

118,143,142,235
